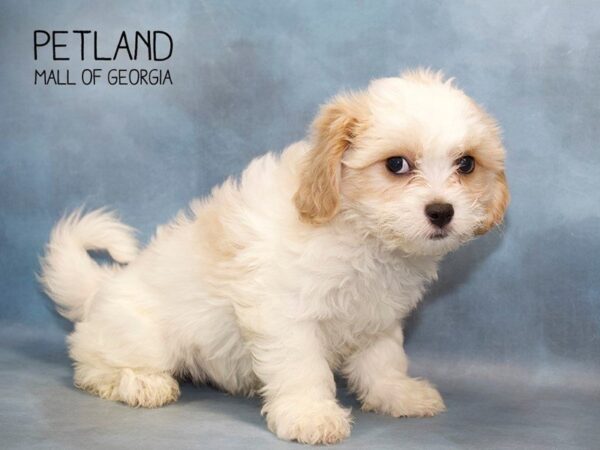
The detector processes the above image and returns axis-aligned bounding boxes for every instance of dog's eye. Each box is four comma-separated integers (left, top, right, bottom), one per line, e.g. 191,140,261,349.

456,156,475,174
386,156,411,175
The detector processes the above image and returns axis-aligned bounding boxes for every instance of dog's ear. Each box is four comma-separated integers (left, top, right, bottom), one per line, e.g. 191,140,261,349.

294,94,368,224
475,171,510,235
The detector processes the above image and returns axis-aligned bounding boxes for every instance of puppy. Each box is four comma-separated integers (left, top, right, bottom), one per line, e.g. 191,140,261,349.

40,69,508,445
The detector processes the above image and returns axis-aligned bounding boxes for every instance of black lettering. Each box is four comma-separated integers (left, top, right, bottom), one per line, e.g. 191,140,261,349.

134,31,151,60
113,31,134,60
73,30,91,60
33,30,50,60
52,31,69,61
34,69,46,84
163,69,172,85
153,31,173,61
93,31,111,60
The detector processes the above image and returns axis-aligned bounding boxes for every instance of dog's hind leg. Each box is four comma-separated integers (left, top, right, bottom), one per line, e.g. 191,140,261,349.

67,305,180,408
72,362,180,408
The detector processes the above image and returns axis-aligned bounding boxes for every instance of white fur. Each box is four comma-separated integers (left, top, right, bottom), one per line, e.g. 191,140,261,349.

39,71,506,445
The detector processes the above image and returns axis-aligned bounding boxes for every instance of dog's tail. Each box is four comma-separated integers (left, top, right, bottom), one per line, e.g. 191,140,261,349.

39,208,139,322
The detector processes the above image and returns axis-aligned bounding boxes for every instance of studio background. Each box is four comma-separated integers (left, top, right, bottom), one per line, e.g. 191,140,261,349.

1,1,599,449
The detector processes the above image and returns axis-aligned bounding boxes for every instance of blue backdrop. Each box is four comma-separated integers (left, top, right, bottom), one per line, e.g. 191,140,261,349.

1,1,598,449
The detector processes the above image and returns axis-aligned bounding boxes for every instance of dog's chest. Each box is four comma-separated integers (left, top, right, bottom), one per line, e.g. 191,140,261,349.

316,252,437,354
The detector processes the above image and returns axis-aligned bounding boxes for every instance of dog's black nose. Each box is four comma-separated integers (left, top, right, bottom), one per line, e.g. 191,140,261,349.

425,203,454,228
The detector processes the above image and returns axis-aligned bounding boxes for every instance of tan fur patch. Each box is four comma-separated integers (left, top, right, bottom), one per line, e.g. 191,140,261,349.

294,93,369,224
475,171,510,235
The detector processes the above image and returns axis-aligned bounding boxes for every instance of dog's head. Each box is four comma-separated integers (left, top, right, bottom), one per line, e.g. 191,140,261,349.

294,70,509,256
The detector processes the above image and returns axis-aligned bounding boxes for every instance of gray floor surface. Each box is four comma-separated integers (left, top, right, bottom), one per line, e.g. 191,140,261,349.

2,326,598,450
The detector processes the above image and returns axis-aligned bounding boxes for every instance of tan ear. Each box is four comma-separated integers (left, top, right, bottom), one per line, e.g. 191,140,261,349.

475,171,510,235
294,94,367,224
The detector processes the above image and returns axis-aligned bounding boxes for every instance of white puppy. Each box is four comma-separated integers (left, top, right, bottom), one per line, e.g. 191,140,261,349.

40,70,508,445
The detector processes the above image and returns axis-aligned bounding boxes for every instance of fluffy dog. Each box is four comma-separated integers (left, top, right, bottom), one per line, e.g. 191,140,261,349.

40,69,508,444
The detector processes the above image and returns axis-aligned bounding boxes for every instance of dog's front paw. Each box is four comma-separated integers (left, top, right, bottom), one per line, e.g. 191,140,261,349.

362,377,445,418
265,397,352,444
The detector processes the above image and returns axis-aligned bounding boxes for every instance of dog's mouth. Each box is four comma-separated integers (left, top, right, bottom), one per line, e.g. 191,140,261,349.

429,230,449,240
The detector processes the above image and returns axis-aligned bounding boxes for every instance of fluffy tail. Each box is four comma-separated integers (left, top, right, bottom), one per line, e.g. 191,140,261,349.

39,208,139,322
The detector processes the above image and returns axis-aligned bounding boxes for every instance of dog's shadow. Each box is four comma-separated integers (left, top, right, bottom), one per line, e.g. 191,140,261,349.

403,224,508,341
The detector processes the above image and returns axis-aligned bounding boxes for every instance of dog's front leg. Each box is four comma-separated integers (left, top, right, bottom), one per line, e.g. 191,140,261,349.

343,324,445,417
253,320,352,445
